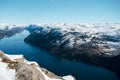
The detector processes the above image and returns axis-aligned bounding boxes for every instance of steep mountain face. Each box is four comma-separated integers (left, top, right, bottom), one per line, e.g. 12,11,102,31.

0,50,75,80
24,23,120,77
0,24,25,39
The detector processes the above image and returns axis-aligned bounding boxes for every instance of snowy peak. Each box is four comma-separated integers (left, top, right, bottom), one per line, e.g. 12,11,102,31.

26,23,120,35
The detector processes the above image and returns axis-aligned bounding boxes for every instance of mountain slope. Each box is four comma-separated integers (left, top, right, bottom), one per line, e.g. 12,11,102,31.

24,23,120,77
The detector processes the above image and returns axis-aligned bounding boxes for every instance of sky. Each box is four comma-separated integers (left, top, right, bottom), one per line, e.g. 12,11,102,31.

0,0,120,24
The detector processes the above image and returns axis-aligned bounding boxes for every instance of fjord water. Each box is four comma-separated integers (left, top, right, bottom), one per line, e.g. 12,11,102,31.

0,30,119,80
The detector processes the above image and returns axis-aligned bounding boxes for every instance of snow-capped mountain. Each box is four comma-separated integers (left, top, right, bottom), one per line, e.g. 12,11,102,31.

0,50,75,80
25,23,120,57
24,23,120,78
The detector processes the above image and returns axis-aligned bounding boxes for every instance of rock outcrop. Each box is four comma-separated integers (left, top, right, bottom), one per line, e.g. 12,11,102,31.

0,50,75,80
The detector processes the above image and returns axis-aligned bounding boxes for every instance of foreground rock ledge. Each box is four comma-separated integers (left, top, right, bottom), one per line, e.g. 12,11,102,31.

0,50,75,80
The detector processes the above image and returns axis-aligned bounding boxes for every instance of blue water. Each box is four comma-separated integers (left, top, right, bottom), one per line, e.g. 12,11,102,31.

0,30,119,80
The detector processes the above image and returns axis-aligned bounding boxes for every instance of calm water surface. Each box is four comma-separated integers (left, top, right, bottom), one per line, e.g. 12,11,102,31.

0,30,119,80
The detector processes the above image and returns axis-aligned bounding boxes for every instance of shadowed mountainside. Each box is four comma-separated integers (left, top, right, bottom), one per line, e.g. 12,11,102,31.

24,23,120,78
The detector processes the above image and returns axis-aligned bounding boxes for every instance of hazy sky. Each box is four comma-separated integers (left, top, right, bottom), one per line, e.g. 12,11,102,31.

0,0,120,24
